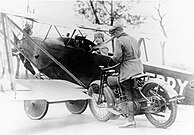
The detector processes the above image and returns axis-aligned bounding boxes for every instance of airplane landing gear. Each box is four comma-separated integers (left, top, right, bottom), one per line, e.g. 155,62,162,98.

24,100,49,120
66,100,88,114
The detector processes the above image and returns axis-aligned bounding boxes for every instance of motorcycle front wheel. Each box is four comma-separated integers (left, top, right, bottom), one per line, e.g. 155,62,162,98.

88,84,112,122
143,83,177,128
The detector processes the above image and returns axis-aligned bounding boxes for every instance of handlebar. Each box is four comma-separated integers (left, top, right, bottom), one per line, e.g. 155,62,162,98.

99,63,120,71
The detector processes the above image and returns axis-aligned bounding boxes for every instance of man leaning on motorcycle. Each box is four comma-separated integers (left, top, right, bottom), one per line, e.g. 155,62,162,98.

109,23,144,128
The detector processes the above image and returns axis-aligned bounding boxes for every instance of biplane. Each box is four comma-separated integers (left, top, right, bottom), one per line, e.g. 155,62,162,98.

0,10,194,121
0,11,116,120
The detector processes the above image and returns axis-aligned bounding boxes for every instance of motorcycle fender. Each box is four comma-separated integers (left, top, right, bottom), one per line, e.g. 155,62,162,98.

89,80,101,87
89,80,101,94
143,78,178,98
89,81,115,110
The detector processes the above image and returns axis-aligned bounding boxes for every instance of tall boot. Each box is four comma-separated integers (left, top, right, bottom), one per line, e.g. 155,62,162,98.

119,101,136,128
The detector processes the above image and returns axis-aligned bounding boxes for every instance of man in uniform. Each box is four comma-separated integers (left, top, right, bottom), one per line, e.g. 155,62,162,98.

109,23,143,128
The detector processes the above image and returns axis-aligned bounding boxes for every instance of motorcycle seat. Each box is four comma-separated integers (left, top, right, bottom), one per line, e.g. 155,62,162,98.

131,73,151,80
107,73,152,87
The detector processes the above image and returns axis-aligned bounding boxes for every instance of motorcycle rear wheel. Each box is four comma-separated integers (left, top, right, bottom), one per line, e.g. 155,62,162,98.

88,84,112,122
143,83,177,128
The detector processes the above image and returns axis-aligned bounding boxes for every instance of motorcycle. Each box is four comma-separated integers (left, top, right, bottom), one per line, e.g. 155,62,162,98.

88,64,185,128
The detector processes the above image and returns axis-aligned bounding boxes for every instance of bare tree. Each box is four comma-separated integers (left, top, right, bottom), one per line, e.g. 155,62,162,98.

152,1,168,38
152,0,168,65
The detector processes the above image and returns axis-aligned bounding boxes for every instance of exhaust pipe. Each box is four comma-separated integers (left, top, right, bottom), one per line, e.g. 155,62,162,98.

169,95,185,102
106,108,121,115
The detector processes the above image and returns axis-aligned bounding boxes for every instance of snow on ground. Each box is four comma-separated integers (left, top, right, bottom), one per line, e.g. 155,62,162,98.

0,98,193,135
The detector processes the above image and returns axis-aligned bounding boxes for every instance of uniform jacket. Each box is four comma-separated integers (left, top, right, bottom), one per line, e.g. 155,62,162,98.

112,33,143,82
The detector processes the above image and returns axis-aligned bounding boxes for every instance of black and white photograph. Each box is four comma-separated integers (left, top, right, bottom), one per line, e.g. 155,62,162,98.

0,0,194,135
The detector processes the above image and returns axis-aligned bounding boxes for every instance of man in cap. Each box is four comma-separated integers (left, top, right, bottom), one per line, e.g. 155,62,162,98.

109,23,143,128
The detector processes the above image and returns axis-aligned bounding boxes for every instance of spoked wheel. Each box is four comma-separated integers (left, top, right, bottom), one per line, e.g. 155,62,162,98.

66,100,88,114
143,83,177,128
88,84,113,122
24,100,49,120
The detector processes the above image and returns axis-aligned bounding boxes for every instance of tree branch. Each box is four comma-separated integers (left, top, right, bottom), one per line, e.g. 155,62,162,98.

102,2,111,15
154,1,168,38
74,0,145,26
89,0,100,24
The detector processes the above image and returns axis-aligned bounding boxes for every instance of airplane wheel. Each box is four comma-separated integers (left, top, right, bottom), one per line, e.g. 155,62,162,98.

24,100,49,120
66,100,88,114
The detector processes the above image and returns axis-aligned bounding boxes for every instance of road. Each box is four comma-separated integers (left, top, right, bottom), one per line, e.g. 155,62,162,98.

0,99,193,135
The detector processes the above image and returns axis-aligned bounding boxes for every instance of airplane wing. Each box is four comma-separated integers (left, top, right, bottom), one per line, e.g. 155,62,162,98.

10,79,91,102
0,10,111,32
78,24,112,32
0,10,38,22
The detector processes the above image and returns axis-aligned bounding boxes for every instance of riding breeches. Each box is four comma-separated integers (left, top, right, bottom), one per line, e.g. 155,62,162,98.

120,79,134,101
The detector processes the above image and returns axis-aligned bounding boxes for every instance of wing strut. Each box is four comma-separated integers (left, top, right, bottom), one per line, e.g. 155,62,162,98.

0,13,16,97
42,25,52,42
65,29,76,47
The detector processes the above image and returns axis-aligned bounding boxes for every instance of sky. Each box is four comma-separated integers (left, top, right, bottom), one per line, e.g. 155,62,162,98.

0,0,194,72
